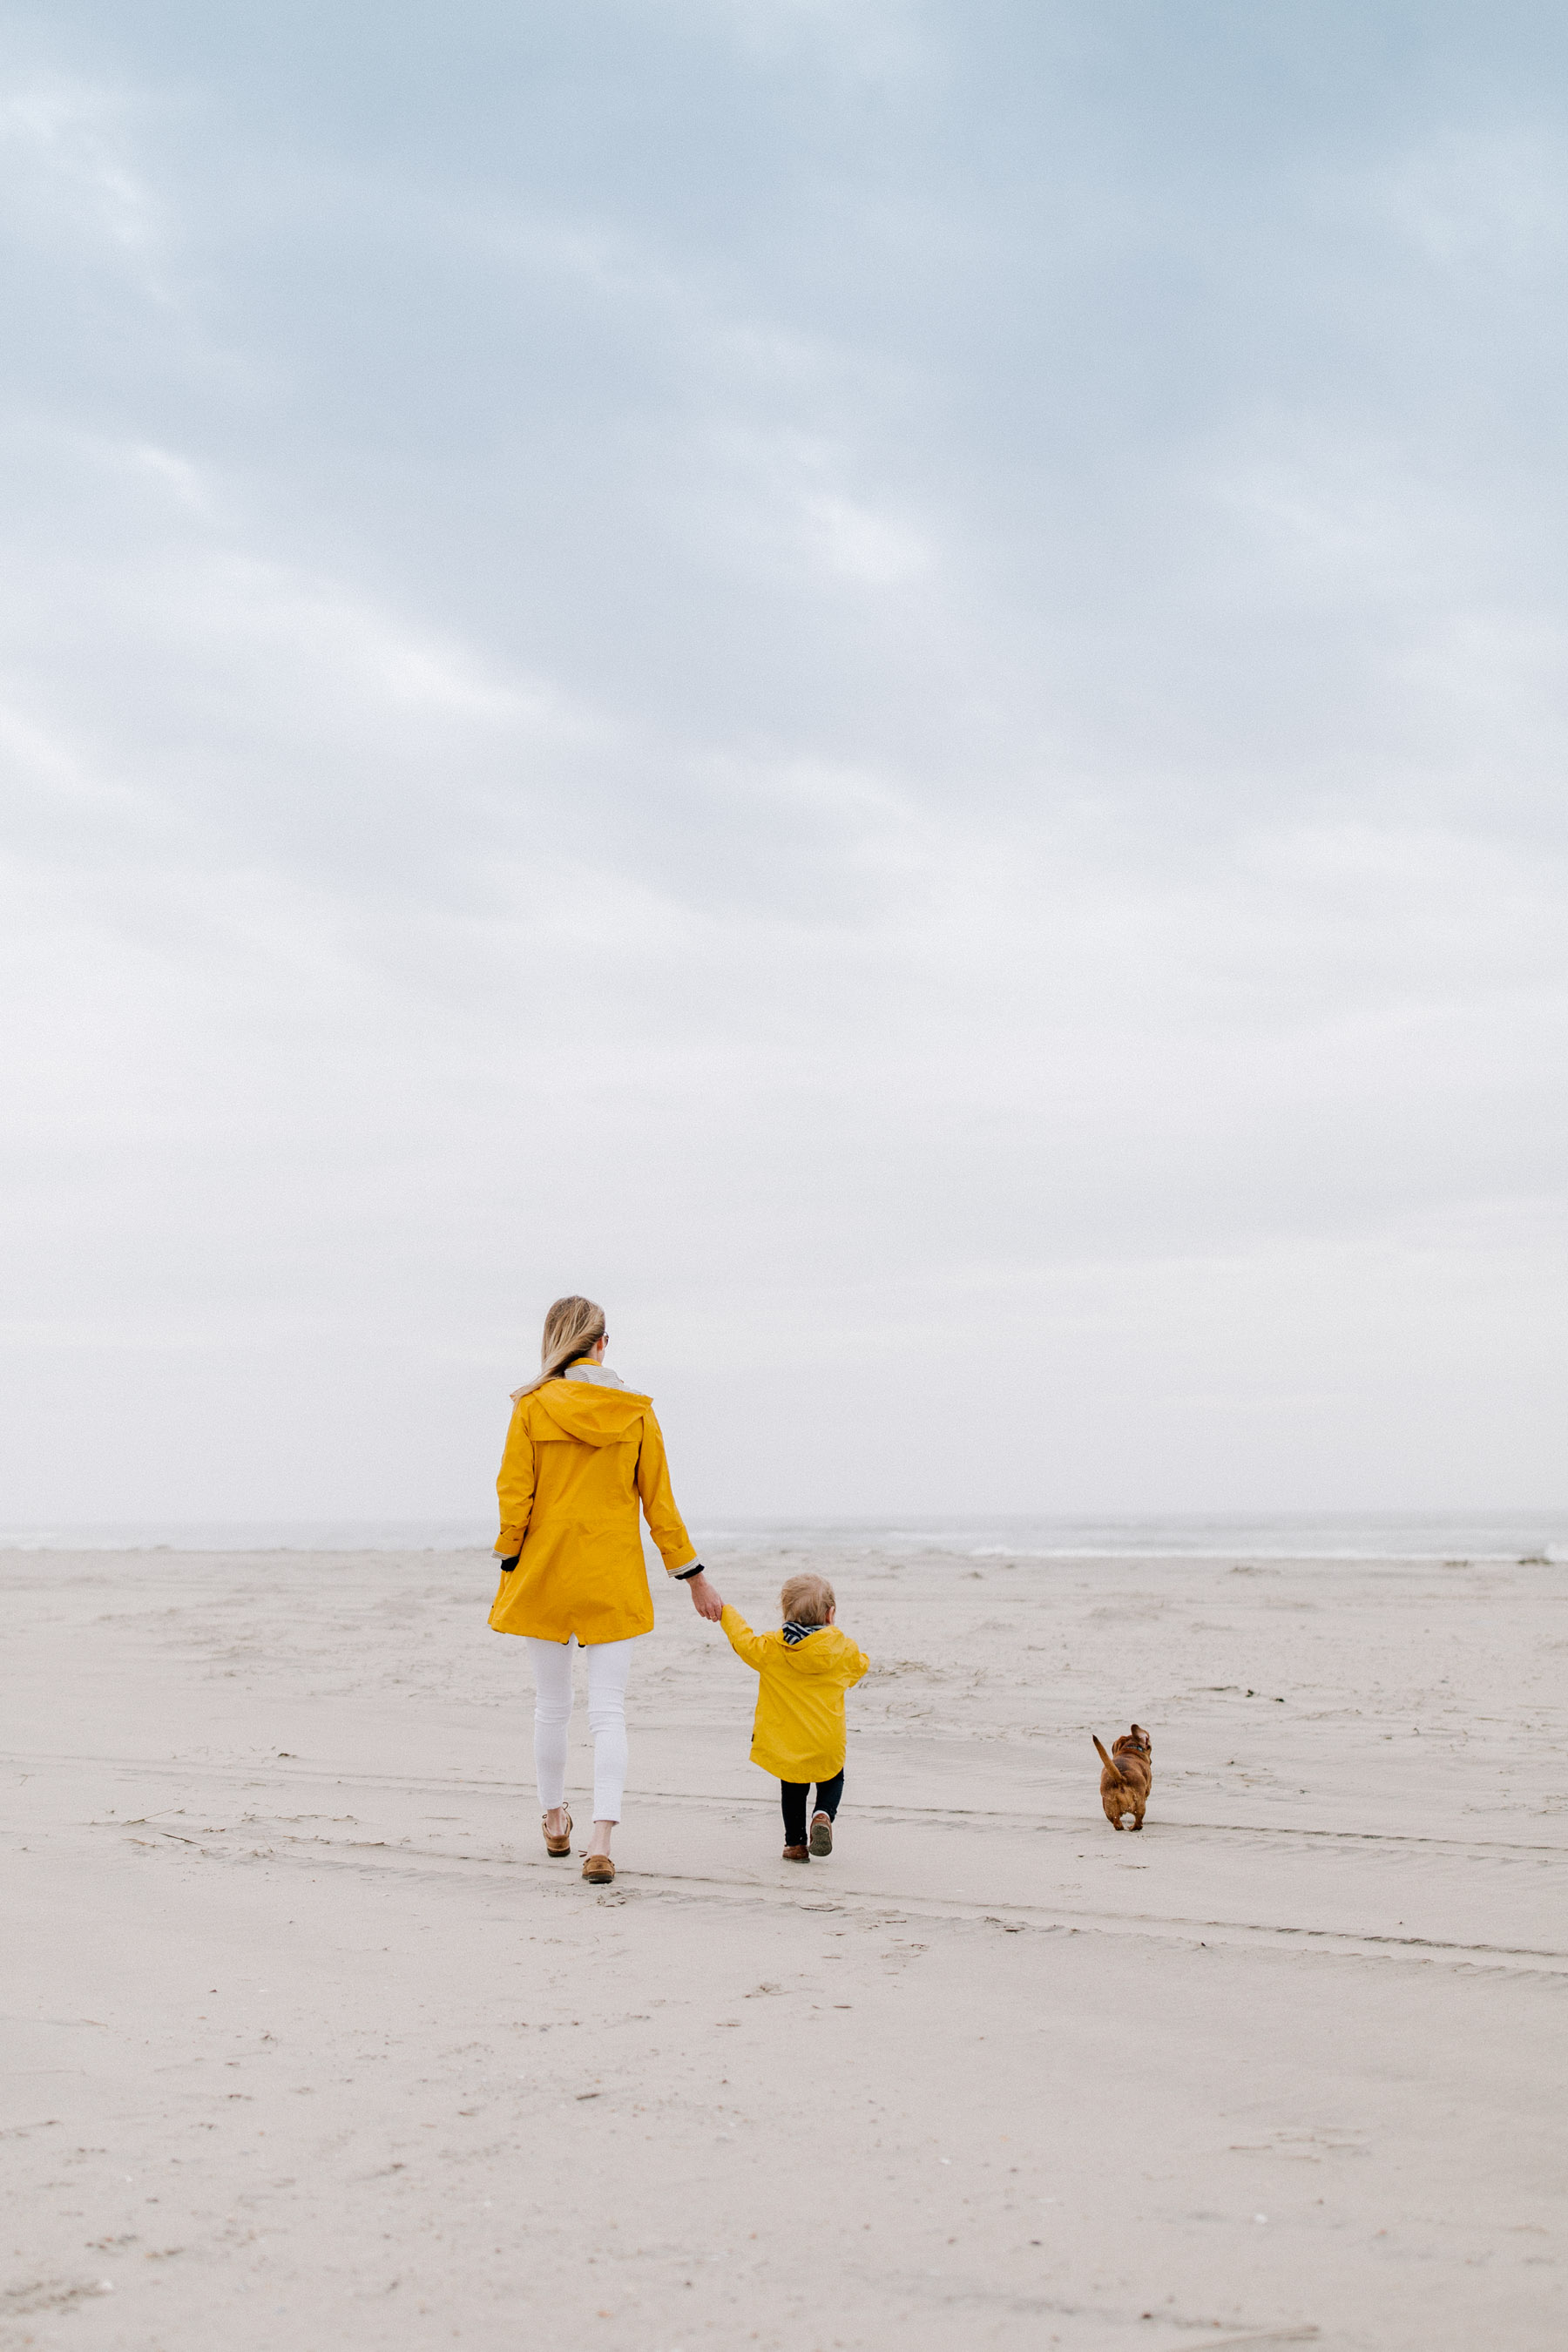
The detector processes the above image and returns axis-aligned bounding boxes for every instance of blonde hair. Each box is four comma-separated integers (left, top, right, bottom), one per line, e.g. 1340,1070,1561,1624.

780,1572,835,1626
510,1294,607,1402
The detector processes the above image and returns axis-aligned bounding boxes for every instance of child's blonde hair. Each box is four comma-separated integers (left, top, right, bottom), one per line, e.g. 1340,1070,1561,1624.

780,1572,835,1625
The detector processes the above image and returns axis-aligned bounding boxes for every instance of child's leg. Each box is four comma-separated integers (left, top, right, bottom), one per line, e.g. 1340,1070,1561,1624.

780,1781,808,1846
812,1770,844,1821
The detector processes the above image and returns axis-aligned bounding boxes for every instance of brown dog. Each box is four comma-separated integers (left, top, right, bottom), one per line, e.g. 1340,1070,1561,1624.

1092,1724,1152,1830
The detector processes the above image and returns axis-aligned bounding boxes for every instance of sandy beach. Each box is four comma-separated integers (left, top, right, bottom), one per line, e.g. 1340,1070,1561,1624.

3,1537,1565,2350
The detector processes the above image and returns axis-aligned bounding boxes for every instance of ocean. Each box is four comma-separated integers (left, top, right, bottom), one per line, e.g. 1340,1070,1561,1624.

3,1511,1564,1562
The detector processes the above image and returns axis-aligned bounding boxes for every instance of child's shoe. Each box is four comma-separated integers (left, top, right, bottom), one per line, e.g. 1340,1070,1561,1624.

808,1812,834,1856
781,1842,810,1863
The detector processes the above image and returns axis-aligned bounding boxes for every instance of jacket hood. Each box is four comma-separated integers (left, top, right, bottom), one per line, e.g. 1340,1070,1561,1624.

528,1380,651,1446
769,1625,861,1678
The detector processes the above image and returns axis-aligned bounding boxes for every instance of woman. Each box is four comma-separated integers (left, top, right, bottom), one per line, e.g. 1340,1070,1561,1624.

489,1294,722,1884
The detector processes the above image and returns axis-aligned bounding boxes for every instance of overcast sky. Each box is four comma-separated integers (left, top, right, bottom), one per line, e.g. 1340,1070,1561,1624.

2,1,1565,1526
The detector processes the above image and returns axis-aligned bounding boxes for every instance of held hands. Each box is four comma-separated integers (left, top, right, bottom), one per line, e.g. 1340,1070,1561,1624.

683,1569,725,1622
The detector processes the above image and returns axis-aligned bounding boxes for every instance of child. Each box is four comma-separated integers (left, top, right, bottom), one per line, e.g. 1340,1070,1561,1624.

720,1572,868,1862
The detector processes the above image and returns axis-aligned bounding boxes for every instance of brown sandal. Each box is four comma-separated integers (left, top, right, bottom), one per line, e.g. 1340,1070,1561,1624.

543,1808,572,1857
582,1853,614,1884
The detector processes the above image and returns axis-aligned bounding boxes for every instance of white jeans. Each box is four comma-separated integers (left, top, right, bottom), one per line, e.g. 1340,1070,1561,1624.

524,1634,641,1824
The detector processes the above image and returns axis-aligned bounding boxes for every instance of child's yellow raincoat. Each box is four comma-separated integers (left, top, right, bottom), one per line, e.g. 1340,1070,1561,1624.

720,1605,869,1781
489,1370,696,1646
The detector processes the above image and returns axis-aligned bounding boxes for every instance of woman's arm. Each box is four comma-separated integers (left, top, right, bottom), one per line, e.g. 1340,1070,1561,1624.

634,1408,719,1611
634,1407,724,1618
495,1404,537,1559
633,1407,694,1566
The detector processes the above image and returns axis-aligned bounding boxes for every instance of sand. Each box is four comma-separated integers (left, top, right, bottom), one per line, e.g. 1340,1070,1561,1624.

3,1537,1565,2350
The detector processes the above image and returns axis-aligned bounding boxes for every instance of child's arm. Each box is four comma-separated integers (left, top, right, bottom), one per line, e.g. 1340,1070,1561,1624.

839,1638,869,1690
719,1603,769,1670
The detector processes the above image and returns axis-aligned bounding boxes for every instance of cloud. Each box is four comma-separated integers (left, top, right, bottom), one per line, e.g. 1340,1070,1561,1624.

0,75,166,266
1,5,1565,1521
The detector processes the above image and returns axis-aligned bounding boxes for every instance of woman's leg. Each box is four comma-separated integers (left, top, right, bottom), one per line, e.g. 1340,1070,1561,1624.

524,1636,575,1817
583,1636,639,1848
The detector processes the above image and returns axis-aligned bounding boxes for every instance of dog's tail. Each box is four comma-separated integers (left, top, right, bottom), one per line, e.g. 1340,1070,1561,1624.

1092,1734,1125,1781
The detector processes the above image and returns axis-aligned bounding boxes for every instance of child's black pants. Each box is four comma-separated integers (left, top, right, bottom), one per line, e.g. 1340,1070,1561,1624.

780,1770,844,1846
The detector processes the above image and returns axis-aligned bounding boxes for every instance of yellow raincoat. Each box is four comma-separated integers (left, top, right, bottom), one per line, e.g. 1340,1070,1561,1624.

720,1605,869,1781
488,1369,696,1645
